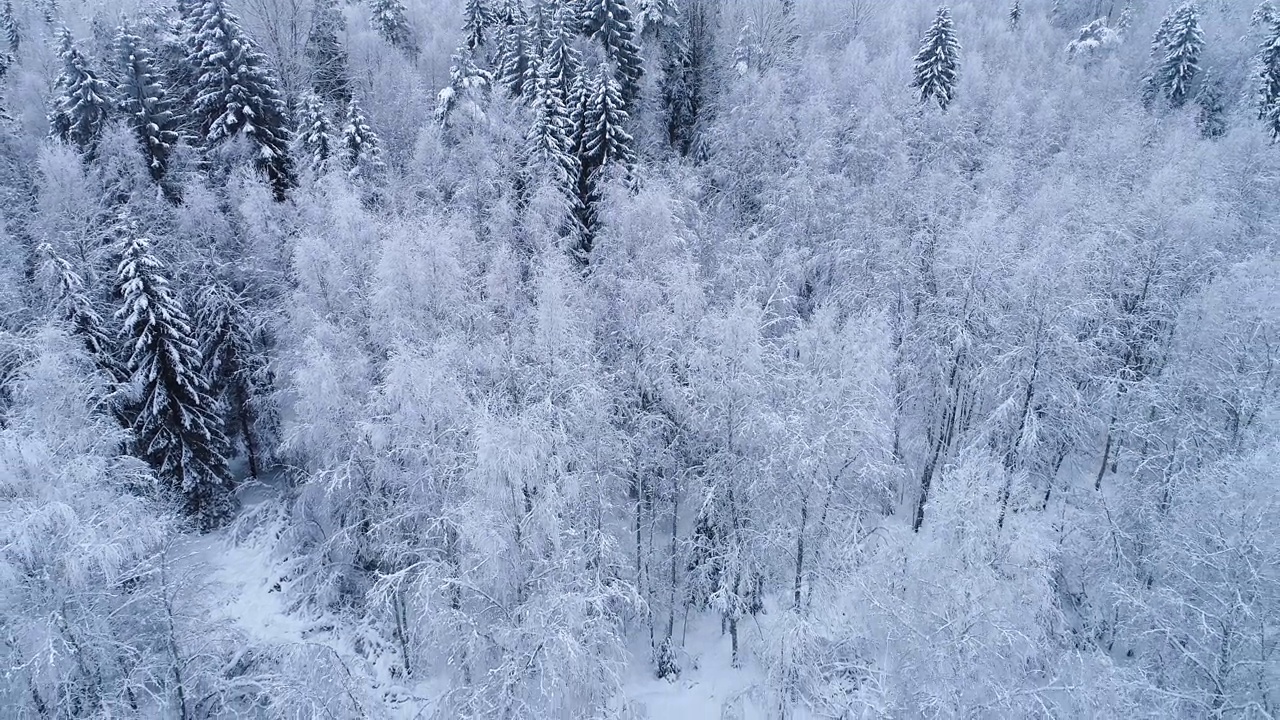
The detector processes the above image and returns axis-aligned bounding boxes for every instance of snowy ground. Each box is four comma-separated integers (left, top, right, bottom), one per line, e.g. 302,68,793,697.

170,479,762,719
622,615,766,720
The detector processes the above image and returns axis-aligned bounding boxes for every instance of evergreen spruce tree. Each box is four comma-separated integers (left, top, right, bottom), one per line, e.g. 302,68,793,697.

1146,3,1204,107
1117,0,1135,36
528,0,552,49
542,2,583,110
495,0,535,98
570,62,635,254
1009,0,1022,31
637,0,679,39
2,0,17,54
1258,14,1280,140
580,61,636,173
1142,10,1177,105
527,47,580,204
733,20,760,74
342,99,385,179
463,0,492,52
164,0,205,133
39,0,58,26
115,28,181,186
115,233,233,528
189,0,296,199
1255,2,1280,31
39,243,126,384
581,0,644,110
662,32,697,153
49,28,114,156
1195,69,1227,138
911,7,961,111
370,0,417,59
296,92,338,174
0,52,10,121
435,50,494,125
306,0,351,104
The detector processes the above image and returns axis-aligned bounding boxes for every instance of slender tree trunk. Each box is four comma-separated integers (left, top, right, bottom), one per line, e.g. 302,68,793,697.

446,525,471,686
793,494,807,609
1041,446,1067,509
1095,411,1116,491
915,347,965,532
668,479,679,631
999,353,1040,530
161,561,189,720
239,397,260,480
394,588,411,676
806,467,844,612
729,572,741,669
635,470,645,588
238,376,259,476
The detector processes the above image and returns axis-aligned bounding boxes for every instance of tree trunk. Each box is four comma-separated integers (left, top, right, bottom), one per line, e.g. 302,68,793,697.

161,561,189,720
793,495,807,609
915,346,966,532
1095,411,1116,491
668,479,680,644
238,385,260,480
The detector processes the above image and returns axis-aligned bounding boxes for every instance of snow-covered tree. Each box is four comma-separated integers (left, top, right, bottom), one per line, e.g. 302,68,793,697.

1,0,17,54
527,58,580,204
911,7,960,110
115,233,232,528
1258,12,1280,139
1146,3,1204,107
541,1,582,109
0,328,175,720
569,62,635,255
38,243,125,384
463,0,493,51
342,99,385,180
1117,0,1135,36
637,0,679,38
1196,68,1228,138
49,28,113,155
115,28,181,187
581,0,644,109
435,50,494,126
579,61,636,176
370,0,416,59
494,0,534,98
661,0,715,158
189,0,295,198
306,0,351,104
295,92,338,174
195,282,274,480
1067,16,1122,60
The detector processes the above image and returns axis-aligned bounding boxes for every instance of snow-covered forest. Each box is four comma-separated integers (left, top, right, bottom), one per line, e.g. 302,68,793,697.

0,0,1278,717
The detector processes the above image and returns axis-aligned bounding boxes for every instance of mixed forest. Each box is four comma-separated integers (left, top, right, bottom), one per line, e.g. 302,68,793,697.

1,0,1279,717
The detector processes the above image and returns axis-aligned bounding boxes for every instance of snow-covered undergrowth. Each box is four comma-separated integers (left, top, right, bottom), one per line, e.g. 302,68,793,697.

183,484,767,720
